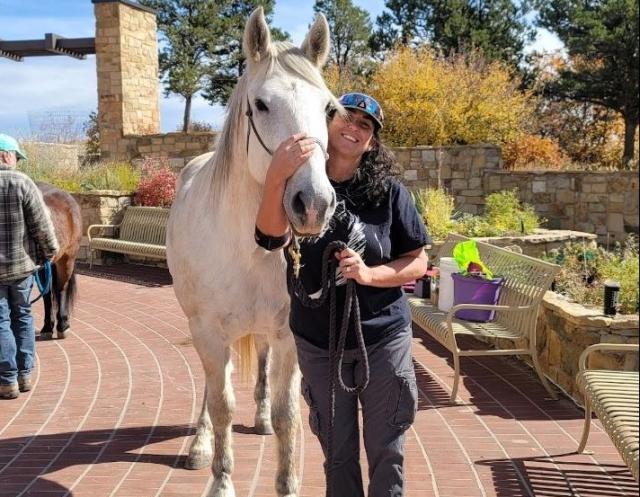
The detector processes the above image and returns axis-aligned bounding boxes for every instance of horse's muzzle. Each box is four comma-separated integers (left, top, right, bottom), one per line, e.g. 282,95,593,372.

289,188,336,235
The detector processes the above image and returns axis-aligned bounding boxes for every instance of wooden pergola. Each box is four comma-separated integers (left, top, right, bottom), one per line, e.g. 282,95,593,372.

0,33,95,62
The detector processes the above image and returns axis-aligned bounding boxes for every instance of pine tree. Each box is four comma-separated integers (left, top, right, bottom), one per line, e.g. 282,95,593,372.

371,0,534,67
313,0,371,74
139,0,222,132
536,0,639,168
201,0,288,107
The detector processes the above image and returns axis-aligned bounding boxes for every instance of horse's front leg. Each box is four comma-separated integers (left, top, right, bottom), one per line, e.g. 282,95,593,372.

39,266,55,340
254,334,273,435
270,331,301,497
198,338,236,497
55,259,75,338
185,386,213,470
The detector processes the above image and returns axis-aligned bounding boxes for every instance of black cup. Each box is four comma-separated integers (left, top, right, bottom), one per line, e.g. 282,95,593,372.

603,280,621,316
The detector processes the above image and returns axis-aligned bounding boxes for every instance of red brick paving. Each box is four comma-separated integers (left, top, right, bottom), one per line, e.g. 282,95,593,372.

0,264,637,496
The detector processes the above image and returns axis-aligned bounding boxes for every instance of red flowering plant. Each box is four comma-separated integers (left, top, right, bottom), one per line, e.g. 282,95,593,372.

134,157,177,207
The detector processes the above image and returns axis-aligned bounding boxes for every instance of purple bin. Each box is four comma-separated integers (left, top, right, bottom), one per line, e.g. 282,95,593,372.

452,273,504,322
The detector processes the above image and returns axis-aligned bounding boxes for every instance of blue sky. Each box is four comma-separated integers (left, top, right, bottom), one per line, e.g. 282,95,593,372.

0,0,562,138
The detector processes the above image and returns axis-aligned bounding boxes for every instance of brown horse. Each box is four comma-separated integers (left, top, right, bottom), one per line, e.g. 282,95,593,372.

36,183,82,339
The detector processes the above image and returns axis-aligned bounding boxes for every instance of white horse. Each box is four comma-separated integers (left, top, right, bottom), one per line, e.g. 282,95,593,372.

166,8,337,497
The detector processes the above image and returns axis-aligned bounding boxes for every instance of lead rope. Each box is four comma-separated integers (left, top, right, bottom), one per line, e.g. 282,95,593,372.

31,260,52,304
288,239,370,497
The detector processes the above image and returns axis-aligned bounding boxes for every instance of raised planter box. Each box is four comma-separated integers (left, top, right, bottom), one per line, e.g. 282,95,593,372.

427,229,597,259
491,291,639,405
71,190,134,263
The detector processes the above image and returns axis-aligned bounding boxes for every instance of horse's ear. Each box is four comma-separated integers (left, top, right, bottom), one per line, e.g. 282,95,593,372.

243,6,272,64
301,14,330,68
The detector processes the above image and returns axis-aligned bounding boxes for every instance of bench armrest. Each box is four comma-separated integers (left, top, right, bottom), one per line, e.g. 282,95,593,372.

579,343,639,372
87,223,120,242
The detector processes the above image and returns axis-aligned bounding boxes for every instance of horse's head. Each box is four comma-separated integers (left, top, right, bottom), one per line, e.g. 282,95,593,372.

242,7,336,236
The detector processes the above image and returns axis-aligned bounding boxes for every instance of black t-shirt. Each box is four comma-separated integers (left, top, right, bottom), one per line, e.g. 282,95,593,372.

286,177,430,350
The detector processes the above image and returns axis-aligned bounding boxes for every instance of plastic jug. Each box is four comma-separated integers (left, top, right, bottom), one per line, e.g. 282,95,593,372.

438,257,459,312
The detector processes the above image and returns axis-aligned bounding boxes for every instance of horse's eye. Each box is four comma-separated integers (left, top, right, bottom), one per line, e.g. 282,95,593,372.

255,99,269,112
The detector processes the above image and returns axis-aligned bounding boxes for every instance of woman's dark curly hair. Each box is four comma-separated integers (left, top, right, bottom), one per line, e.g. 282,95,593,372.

327,109,400,209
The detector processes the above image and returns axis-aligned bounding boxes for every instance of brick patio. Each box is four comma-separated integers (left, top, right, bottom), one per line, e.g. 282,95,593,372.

0,264,637,497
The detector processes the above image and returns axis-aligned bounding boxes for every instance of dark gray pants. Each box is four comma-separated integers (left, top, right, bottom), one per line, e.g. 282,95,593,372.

295,326,418,497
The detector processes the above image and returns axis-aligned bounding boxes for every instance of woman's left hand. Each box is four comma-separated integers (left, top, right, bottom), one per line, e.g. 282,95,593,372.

336,248,372,285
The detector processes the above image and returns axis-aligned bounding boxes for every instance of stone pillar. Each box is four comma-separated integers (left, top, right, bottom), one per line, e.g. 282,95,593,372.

93,0,160,159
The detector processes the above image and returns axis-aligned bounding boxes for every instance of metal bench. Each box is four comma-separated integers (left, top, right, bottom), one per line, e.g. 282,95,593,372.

408,234,561,403
577,343,639,481
87,206,169,267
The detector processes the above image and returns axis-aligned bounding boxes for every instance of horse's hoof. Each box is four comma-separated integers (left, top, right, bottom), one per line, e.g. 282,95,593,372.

57,329,69,339
185,451,213,470
254,419,274,435
208,474,235,497
40,332,54,340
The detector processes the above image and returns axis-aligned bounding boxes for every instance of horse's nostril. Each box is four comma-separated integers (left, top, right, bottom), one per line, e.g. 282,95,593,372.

329,191,336,210
292,192,306,216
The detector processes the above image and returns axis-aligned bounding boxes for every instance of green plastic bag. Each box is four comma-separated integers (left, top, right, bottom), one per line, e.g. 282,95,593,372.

452,240,493,279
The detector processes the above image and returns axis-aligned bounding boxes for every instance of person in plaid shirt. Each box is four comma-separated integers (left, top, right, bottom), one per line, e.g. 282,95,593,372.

0,133,58,399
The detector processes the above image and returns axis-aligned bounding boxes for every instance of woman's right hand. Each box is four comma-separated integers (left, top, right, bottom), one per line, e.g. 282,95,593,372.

265,133,318,187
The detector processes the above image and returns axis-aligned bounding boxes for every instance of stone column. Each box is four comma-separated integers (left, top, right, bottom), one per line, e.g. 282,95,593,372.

93,0,160,159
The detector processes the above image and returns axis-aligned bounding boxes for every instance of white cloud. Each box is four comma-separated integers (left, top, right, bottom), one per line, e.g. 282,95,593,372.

525,28,565,55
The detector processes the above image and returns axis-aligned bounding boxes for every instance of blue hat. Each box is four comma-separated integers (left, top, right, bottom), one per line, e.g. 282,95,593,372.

338,93,384,129
0,133,27,160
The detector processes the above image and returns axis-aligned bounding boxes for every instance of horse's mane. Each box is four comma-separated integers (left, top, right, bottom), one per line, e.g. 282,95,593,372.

198,41,338,202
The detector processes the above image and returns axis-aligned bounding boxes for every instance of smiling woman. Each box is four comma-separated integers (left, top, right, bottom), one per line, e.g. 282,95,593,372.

256,91,431,497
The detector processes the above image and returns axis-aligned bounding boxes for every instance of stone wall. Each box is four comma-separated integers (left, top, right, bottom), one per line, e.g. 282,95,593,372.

122,132,217,169
487,292,639,404
71,190,133,261
94,0,160,160
395,144,640,242
536,293,637,404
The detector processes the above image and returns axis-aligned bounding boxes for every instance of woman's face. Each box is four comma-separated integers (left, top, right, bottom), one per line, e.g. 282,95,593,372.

328,109,376,160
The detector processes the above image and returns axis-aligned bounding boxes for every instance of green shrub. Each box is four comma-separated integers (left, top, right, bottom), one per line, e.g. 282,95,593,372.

79,162,140,192
412,187,543,240
484,189,542,235
545,238,639,315
452,213,502,237
411,187,455,241
17,150,140,193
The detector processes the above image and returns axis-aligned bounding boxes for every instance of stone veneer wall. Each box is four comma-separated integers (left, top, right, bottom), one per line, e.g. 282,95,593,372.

484,292,638,405
536,293,637,404
123,132,217,169
94,0,161,160
395,145,640,242
71,191,133,261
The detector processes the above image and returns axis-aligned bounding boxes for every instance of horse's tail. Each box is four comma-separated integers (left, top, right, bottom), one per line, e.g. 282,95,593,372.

235,334,256,383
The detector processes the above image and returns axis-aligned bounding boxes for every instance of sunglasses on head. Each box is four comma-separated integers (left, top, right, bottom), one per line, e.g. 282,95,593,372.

339,93,384,127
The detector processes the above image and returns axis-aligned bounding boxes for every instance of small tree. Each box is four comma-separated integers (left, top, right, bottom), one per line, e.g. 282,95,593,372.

139,0,222,132
536,0,640,168
82,111,100,162
366,46,535,146
313,0,372,75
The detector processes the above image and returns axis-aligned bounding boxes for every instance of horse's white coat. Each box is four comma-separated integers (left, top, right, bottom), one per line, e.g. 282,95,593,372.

166,8,334,497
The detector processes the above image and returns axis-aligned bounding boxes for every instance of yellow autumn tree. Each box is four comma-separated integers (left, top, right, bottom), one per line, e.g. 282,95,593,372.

364,46,536,147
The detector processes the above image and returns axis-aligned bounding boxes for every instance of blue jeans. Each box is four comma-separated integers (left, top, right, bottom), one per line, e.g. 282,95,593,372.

0,275,35,385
